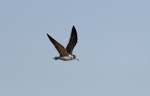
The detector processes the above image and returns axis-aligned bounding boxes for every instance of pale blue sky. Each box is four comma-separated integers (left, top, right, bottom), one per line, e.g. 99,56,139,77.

0,0,150,96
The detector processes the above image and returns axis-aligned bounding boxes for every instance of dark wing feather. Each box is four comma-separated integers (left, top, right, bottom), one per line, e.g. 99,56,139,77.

47,33,68,56
66,26,78,54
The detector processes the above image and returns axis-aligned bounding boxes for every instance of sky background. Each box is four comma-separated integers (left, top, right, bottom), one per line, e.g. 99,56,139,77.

0,0,150,96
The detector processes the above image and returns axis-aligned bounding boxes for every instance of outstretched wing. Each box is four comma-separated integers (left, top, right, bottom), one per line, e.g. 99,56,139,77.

47,33,68,56
66,26,78,54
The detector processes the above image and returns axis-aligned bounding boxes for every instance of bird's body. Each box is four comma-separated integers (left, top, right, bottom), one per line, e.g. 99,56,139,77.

47,26,78,61
54,54,74,61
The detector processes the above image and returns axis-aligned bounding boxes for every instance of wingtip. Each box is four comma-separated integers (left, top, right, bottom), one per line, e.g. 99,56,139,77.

72,26,77,31
47,33,51,39
72,25,75,29
47,33,51,37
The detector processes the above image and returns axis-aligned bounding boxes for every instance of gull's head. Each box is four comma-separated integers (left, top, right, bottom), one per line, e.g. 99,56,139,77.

73,55,79,61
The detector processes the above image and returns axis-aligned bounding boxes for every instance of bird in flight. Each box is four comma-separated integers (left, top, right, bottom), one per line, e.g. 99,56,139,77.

47,26,79,61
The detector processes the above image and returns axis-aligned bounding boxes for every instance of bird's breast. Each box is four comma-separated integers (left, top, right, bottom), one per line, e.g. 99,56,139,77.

60,55,74,61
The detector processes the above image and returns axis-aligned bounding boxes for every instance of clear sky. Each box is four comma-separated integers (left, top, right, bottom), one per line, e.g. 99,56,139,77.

0,0,150,96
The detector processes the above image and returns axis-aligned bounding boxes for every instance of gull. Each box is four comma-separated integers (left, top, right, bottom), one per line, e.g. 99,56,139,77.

47,26,79,61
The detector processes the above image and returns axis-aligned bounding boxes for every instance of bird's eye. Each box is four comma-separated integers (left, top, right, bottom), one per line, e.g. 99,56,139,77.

73,55,76,58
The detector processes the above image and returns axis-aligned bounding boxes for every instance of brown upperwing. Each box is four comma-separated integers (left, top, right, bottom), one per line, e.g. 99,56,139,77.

47,33,68,56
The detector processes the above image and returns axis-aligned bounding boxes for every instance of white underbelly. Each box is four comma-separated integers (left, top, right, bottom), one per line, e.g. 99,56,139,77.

60,55,73,61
